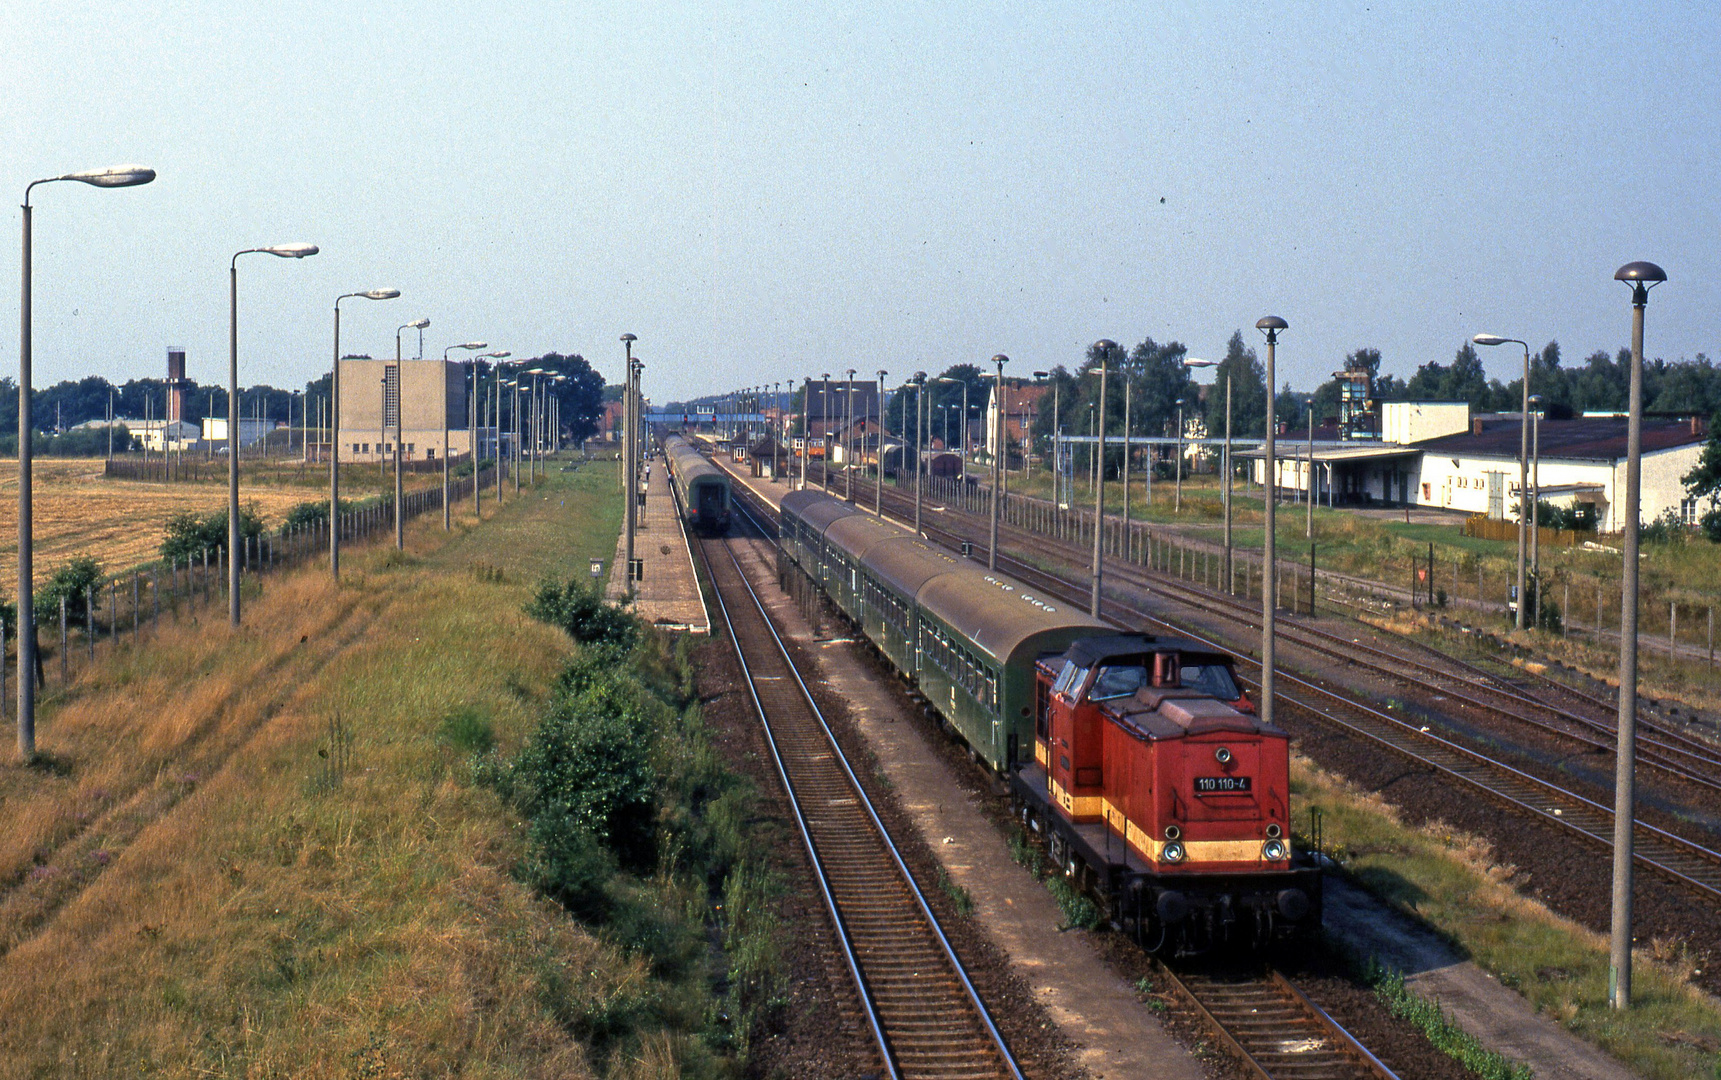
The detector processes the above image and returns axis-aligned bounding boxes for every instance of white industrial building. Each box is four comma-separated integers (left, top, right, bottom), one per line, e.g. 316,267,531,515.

202,417,282,449
1242,402,1708,531
76,417,200,452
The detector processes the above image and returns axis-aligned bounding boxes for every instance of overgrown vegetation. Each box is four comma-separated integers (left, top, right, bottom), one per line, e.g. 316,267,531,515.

1364,961,1534,1080
159,504,265,560
483,587,787,1072
1008,827,1100,930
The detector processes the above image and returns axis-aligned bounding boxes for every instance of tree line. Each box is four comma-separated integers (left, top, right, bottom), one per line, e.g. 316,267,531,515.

0,350,610,445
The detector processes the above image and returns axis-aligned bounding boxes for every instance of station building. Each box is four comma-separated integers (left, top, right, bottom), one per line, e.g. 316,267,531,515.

1240,401,1707,531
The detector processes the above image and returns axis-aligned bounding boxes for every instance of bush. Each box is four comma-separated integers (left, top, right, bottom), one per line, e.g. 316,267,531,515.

1702,507,1721,544
34,555,103,625
160,505,265,561
1535,500,1596,532
1639,507,1687,545
526,579,639,655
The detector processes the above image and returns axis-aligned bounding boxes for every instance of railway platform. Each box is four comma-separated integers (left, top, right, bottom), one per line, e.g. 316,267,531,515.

605,453,711,633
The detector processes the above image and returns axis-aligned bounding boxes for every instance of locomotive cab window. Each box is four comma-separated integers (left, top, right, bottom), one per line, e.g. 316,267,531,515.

1090,664,1147,701
1181,663,1241,701
1051,661,1088,698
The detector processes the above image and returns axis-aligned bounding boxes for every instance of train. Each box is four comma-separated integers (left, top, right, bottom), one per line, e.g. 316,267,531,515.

775,488,1321,954
664,434,733,534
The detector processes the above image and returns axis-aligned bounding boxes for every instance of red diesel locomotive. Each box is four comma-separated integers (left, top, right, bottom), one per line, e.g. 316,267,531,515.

1014,634,1321,955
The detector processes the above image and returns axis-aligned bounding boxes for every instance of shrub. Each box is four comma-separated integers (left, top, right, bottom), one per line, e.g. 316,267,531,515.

160,505,264,561
1702,507,1721,544
34,554,103,625
1639,507,1687,545
526,579,639,655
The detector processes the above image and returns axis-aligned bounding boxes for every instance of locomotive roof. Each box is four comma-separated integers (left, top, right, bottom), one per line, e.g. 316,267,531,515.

1062,634,1232,668
1104,689,1287,742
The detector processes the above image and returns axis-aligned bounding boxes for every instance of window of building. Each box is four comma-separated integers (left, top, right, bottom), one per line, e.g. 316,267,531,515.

361,443,369,453
1682,496,1699,526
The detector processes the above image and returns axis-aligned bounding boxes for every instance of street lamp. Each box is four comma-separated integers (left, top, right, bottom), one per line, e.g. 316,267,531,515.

525,368,547,483
17,164,155,757
1607,259,1665,1010
443,342,487,529
1473,332,1533,630
912,372,928,534
874,370,887,513
331,289,402,581
1528,393,1543,602
229,243,318,626
1175,396,1187,514
1186,358,1231,588
393,318,431,550
937,376,970,463
621,335,638,589
1257,317,1288,731
1089,341,1115,617
844,369,858,501
819,373,831,492
989,355,1009,570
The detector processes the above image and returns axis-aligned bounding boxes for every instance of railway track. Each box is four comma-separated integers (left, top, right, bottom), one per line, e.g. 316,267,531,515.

691,517,1022,1080
729,470,1721,905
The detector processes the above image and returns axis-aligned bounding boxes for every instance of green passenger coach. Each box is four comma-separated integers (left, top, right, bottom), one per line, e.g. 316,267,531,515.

777,489,1106,771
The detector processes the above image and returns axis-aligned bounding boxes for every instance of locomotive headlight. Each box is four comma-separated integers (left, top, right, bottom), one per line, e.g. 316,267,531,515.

1265,823,1282,839
1262,839,1288,861
1163,824,1181,841
1214,747,1233,765
1163,842,1186,864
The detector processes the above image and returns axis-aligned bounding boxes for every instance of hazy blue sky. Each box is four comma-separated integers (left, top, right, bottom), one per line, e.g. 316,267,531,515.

4,3,1716,402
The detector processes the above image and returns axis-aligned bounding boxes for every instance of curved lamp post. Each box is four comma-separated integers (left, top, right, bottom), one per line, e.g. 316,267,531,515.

1473,333,1533,629
330,289,401,580
1608,259,1666,1010
989,355,1009,570
229,243,318,626
1256,316,1288,730
1089,341,1115,617
1186,358,1231,588
18,164,155,757
443,341,487,528
393,318,430,549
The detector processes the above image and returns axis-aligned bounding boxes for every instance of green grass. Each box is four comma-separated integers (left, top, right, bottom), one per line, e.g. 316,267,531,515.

1296,754,1721,1080
1365,963,1535,1080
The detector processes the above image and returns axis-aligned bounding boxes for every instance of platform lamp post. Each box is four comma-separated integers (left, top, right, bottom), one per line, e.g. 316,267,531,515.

988,355,1009,570
1186,358,1231,587
801,376,812,490
912,372,928,534
391,318,430,550
525,368,546,483
843,368,857,501
17,164,155,757
1529,393,1543,603
936,375,969,465
819,373,831,492
442,341,486,528
1088,341,1116,617
874,370,887,513
1471,333,1532,629
1256,317,1288,730
330,289,401,581
1607,260,1666,1010
477,351,508,511
1175,396,1187,514
228,243,319,625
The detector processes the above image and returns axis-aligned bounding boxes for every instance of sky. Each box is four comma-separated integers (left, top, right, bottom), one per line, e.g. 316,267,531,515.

3,2,1716,403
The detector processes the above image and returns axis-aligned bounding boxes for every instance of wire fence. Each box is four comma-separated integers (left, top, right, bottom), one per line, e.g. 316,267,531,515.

0,458,515,710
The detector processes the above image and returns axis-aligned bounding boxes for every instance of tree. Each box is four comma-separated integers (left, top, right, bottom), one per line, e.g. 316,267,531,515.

1683,412,1721,543
1203,331,1267,445
524,353,606,443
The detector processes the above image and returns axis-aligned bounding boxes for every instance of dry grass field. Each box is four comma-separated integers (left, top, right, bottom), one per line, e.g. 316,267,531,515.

0,458,444,584
0,461,625,1076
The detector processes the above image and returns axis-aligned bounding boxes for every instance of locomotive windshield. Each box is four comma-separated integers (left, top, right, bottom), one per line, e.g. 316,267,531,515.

1182,663,1241,701
1051,661,1088,698
1090,664,1147,700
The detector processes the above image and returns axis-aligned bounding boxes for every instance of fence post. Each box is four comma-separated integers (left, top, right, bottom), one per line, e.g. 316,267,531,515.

109,579,118,648
87,587,95,661
133,572,140,639
153,570,159,629
1670,602,1677,658
59,595,67,684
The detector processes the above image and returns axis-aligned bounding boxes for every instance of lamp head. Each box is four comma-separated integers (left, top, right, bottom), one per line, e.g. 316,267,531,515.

486,351,510,359
63,164,155,188
1255,316,1287,331
261,243,318,258
1472,334,1510,347
993,354,1009,366
406,318,430,330
1032,370,1049,379
620,333,636,343
1615,261,1667,307
1092,339,1117,354
1184,357,1217,368
459,342,487,350
361,289,400,300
